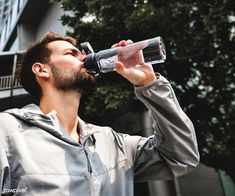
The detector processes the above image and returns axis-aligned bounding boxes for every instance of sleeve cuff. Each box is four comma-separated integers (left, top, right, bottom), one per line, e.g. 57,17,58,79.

134,73,168,93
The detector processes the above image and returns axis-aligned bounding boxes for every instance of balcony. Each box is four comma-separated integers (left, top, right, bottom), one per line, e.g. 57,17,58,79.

0,74,27,98
0,51,31,111
0,74,30,111
0,74,21,89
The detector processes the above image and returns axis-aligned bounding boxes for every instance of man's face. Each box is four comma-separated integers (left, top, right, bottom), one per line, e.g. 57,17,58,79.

47,40,96,93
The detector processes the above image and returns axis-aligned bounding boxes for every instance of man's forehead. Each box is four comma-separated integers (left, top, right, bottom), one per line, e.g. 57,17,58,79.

47,40,77,51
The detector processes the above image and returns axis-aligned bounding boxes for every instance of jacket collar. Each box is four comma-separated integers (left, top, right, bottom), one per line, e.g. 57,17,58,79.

4,104,98,145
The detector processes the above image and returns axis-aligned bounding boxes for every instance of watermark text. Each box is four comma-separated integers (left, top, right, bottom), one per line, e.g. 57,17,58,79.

2,187,28,194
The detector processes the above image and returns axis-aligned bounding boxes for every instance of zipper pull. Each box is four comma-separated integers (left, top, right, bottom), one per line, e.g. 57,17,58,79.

84,148,92,173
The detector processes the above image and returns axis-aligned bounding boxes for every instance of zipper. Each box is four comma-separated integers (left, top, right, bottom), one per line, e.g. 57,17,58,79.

82,134,96,174
84,146,94,196
84,147,92,173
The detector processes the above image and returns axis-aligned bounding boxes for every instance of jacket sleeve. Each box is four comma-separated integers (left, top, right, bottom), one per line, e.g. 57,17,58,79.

0,143,11,195
131,74,200,181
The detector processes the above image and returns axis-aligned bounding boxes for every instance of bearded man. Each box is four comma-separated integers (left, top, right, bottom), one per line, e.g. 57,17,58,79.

0,32,199,196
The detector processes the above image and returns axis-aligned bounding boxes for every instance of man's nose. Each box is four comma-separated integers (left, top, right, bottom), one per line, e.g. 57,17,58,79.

79,53,87,61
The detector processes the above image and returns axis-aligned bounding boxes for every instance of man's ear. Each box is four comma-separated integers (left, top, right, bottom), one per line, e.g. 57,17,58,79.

32,63,50,79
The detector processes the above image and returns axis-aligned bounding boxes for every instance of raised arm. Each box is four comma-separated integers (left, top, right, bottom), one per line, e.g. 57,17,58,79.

132,74,199,181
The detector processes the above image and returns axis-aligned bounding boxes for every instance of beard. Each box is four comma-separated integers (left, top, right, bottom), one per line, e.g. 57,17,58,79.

49,63,96,94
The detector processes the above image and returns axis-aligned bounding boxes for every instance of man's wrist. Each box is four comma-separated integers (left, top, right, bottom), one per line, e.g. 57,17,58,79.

134,73,160,87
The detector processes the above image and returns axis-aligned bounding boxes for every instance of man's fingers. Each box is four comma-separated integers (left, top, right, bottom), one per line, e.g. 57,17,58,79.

115,61,132,79
111,40,133,48
115,61,125,74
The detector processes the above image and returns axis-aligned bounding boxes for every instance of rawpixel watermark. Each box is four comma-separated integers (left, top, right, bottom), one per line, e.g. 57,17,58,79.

2,187,28,194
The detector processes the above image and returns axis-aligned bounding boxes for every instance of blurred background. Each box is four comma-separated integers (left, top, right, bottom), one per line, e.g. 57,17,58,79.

0,0,234,195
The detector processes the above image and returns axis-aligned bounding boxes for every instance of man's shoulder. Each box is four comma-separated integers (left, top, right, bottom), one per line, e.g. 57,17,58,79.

1,104,38,117
0,107,21,120
0,104,35,125
0,110,16,120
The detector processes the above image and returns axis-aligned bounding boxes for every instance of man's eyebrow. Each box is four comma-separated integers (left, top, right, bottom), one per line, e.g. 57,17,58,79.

63,48,82,54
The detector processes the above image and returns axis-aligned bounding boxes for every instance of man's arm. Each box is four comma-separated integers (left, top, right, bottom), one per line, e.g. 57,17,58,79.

113,40,199,181
132,74,199,181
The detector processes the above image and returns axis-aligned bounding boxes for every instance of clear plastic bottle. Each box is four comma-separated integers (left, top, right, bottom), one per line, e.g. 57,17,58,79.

81,36,166,75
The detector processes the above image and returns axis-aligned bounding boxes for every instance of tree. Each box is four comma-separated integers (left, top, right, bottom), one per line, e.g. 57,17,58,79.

54,0,235,181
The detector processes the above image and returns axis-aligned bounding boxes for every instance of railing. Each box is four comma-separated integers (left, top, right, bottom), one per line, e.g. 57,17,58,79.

0,75,22,90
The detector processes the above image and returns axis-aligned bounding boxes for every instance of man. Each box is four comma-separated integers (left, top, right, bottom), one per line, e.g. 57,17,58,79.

0,32,199,195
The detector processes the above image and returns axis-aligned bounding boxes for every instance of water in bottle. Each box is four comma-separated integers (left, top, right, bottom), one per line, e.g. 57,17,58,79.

81,36,166,75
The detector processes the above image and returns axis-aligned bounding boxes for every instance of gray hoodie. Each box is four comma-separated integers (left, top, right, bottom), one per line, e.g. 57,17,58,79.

0,75,199,196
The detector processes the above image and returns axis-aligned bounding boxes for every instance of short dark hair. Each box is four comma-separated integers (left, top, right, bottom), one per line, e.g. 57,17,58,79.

19,31,77,101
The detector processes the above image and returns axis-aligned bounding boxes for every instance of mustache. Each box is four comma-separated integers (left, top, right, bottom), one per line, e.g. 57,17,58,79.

50,65,96,93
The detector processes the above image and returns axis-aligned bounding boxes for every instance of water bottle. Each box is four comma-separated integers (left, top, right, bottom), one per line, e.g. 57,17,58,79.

81,36,166,75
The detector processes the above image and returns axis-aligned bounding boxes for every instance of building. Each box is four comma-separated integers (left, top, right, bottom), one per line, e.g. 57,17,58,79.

0,0,234,195
0,0,68,111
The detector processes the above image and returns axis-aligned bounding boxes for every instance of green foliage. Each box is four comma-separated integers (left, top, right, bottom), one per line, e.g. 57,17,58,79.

54,0,235,181
79,74,140,125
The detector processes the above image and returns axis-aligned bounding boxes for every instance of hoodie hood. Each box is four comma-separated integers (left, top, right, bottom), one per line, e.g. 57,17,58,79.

4,104,97,145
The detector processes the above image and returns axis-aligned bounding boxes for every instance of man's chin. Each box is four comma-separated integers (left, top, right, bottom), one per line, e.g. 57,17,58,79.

77,76,97,94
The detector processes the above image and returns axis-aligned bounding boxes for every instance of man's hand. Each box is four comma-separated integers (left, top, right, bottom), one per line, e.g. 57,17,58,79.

112,40,157,86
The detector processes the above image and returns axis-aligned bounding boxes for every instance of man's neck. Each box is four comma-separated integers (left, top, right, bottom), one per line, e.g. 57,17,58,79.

39,89,82,141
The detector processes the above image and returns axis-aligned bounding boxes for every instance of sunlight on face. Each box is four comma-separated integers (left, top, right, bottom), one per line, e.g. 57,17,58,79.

47,40,96,93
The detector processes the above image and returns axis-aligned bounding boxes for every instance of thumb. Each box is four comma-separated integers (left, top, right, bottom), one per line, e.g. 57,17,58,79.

115,61,126,75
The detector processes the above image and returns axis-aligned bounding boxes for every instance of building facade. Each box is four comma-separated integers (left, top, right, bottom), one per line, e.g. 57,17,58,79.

0,0,68,111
